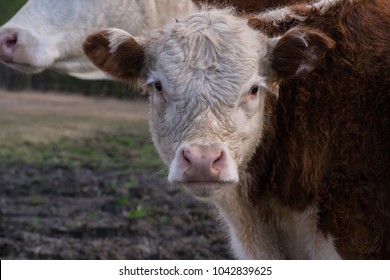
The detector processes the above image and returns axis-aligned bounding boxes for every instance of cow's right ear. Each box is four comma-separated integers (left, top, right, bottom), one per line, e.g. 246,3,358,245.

83,28,145,81
268,27,335,79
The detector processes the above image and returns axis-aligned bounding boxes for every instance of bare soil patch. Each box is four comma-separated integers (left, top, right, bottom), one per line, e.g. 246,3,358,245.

0,164,230,259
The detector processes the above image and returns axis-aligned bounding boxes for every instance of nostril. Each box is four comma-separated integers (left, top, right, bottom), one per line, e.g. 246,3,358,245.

181,149,192,170
212,150,225,171
0,33,18,61
214,151,222,162
183,150,191,163
6,36,17,49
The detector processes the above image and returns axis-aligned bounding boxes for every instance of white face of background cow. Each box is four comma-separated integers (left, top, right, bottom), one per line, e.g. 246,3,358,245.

0,0,196,79
83,8,334,200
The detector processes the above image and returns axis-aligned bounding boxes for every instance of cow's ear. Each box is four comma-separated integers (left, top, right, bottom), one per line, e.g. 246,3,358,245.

269,27,335,79
83,28,145,81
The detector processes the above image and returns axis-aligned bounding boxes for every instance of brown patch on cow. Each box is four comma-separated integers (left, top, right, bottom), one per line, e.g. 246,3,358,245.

248,17,276,34
271,27,335,79
246,0,389,259
248,15,303,37
83,31,145,81
290,2,316,18
83,31,111,68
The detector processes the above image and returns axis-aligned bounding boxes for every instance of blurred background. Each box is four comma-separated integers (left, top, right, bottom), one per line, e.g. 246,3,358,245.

0,0,133,97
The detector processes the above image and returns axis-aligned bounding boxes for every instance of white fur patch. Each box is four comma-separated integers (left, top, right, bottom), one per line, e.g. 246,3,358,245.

277,206,341,259
107,28,132,53
218,197,341,259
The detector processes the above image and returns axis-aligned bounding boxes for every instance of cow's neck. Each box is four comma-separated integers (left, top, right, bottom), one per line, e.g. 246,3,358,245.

214,181,341,259
214,184,284,259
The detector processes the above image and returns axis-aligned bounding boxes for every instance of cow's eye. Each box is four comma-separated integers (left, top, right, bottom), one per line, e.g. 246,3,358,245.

155,81,163,92
243,85,260,104
250,85,259,96
153,81,166,103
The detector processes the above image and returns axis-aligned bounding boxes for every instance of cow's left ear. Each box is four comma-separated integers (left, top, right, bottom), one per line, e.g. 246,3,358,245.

269,27,335,79
83,28,145,81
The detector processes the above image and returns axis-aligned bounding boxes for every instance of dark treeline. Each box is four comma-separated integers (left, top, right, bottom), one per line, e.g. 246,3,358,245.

0,64,141,99
0,0,141,99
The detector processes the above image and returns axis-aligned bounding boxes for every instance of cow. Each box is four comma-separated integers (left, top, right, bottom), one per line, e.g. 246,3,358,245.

0,0,301,79
0,0,197,79
83,0,390,259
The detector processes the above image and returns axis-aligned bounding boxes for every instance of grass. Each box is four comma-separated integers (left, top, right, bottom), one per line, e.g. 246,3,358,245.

0,129,162,171
27,218,42,231
0,90,163,171
111,178,139,192
121,178,139,189
0,90,149,144
114,194,129,206
28,196,48,206
124,204,152,220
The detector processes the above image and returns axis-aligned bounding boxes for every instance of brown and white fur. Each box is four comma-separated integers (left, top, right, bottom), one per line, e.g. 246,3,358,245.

83,0,390,259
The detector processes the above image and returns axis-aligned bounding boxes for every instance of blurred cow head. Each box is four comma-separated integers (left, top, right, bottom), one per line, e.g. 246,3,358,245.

0,0,196,79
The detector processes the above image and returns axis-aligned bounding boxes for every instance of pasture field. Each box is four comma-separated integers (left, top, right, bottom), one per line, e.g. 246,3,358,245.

0,90,229,259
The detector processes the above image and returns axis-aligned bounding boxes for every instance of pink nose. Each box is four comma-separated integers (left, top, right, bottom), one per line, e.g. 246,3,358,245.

179,145,226,182
0,31,17,62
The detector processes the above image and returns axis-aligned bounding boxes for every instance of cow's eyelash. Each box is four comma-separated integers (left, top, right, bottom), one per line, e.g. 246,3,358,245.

145,78,164,91
144,76,159,86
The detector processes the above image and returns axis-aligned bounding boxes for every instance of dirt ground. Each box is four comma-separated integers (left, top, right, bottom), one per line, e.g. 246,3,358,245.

0,90,231,260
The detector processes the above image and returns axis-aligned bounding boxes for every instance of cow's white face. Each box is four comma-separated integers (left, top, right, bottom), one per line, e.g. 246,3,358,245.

142,14,272,199
83,9,334,200
148,67,270,199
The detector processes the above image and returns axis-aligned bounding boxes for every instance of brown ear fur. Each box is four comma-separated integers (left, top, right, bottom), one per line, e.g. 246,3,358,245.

271,27,335,79
83,31,145,80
